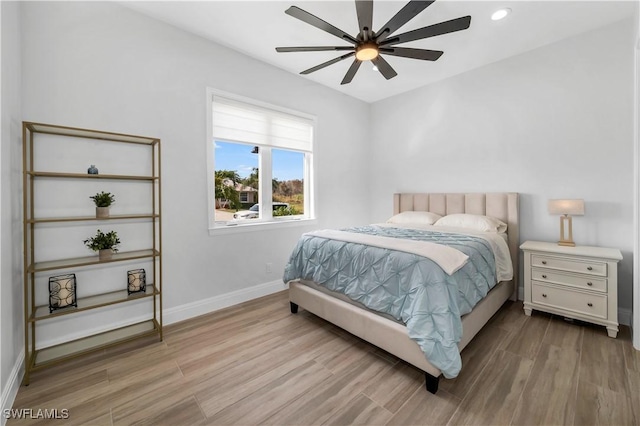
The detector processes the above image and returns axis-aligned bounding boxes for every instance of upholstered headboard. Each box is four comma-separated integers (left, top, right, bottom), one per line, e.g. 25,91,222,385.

393,193,519,299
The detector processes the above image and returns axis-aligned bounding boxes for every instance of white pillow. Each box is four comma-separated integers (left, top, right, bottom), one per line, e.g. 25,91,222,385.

387,211,443,225
434,214,508,233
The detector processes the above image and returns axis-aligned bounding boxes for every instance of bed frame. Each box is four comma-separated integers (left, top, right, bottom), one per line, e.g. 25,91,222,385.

289,192,519,393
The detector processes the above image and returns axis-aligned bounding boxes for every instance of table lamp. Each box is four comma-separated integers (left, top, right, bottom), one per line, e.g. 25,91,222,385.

548,199,584,247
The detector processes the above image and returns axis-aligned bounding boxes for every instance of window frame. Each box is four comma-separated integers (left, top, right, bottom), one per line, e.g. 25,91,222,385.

206,88,316,234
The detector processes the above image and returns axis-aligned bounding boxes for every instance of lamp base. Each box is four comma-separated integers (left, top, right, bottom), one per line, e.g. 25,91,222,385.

558,215,576,247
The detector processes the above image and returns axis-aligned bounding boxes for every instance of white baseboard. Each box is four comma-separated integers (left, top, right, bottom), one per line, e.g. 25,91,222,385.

1,350,24,426
164,279,288,325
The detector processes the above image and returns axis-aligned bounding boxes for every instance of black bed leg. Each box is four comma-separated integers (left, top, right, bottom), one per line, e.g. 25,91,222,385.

425,373,439,394
290,302,299,314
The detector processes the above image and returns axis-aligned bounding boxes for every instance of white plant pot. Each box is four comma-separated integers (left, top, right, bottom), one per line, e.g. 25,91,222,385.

96,207,110,218
98,249,113,261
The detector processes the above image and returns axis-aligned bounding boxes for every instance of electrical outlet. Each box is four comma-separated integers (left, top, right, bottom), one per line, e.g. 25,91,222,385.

265,263,273,274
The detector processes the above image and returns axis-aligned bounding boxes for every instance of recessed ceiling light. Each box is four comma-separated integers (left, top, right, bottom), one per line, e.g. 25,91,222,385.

491,8,511,21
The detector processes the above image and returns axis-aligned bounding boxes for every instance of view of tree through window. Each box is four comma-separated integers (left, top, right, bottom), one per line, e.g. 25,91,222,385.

214,141,304,222
272,148,304,216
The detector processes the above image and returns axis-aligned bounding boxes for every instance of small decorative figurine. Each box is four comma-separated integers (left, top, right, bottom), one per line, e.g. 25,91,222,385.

87,165,99,175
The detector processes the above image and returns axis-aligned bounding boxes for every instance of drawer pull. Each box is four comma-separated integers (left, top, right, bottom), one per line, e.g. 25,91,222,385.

542,274,547,279
542,294,547,298
541,261,547,265
587,282,593,286
587,266,593,271
587,302,593,307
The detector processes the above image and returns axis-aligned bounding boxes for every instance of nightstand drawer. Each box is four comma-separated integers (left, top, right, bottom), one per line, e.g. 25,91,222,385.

532,282,607,319
531,254,606,277
531,269,607,292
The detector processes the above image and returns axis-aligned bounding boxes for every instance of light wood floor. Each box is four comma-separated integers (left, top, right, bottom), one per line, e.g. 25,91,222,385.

9,290,640,425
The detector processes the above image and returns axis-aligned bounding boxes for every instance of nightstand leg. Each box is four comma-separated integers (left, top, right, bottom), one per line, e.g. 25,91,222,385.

524,307,532,316
606,326,618,338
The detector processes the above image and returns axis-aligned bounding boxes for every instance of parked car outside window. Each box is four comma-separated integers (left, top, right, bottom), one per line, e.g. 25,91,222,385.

233,203,289,220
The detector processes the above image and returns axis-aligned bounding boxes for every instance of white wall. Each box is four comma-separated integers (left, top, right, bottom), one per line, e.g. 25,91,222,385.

370,19,635,316
19,1,370,338
1,0,23,419
634,0,639,349
1,0,4,410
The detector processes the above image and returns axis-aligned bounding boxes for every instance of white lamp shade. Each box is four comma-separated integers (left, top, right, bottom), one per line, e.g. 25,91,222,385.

548,199,585,216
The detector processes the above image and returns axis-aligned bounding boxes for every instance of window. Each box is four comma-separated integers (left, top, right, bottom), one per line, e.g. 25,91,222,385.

207,90,315,230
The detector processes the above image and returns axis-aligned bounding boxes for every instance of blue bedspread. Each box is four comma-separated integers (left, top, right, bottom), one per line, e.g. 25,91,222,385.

283,225,497,378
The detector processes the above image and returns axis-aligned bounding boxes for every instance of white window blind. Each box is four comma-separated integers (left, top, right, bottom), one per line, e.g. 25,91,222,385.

212,96,313,152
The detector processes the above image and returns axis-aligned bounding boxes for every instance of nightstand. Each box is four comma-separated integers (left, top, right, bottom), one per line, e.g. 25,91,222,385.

520,241,623,338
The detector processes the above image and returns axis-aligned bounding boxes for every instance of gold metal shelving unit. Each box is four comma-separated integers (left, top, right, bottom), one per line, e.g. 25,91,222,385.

22,122,162,385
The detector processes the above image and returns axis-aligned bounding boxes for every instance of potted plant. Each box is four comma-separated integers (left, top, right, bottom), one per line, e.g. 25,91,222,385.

90,191,115,218
83,229,120,261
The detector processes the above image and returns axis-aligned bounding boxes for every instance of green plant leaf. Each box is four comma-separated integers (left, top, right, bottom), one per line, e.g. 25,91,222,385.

90,191,115,207
83,229,120,252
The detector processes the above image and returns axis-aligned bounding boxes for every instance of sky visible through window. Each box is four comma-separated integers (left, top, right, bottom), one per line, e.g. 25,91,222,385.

214,140,303,181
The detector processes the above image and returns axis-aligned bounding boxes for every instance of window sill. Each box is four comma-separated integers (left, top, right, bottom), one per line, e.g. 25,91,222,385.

209,217,318,236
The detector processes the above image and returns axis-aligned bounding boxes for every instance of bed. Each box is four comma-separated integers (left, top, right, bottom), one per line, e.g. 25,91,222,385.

284,192,519,393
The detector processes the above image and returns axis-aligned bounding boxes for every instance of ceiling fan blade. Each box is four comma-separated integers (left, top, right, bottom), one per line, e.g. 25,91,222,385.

300,52,356,75
380,15,472,46
372,56,398,80
276,46,354,53
341,59,362,85
375,1,434,41
379,47,443,61
355,0,373,36
286,6,358,45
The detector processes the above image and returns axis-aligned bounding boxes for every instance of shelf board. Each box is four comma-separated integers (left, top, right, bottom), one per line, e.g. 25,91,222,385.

27,171,157,181
30,249,159,273
30,285,158,322
27,214,159,224
33,320,160,368
25,122,159,145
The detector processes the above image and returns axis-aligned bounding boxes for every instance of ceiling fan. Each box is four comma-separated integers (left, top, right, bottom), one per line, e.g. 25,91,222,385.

275,0,471,85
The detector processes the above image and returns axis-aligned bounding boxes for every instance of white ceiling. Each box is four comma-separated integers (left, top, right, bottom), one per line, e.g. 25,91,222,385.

122,1,636,103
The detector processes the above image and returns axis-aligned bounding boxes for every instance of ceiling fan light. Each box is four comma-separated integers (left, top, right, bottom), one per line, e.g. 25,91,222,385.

355,43,379,61
491,8,511,21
